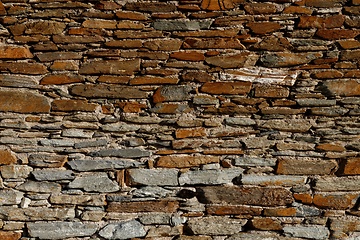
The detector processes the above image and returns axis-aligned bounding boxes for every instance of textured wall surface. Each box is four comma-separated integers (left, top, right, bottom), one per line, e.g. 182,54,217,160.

0,0,360,239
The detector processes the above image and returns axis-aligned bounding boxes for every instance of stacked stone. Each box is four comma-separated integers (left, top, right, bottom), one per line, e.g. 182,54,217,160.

0,0,359,239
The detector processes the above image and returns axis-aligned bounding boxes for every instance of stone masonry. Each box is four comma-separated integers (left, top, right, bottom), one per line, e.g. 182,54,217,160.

0,0,360,239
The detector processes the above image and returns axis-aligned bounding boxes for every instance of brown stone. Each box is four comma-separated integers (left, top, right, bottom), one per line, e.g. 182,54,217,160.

247,22,281,35
0,231,21,240
316,143,345,152
129,76,179,85
253,36,293,51
244,3,277,14
153,85,192,103
37,52,82,62
124,2,177,12
107,200,179,213
293,193,313,204
250,218,282,231
53,35,104,44
29,154,67,168
344,6,360,14
339,158,360,175
79,59,140,75
261,52,322,67
197,185,293,206
173,29,239,38
276,158,338,175
0,90,50,113
298,15,344,29
263,207,297,217
313,193,357,210
156,155,219,168
323,80,360,97
150,103,191,114
305,0,347,7
0,2,6,15
0,62,48,75
82,19,117,29
105,40,142,49
201,0,235,10
176,128,206,139
26,21,66,35
70,84,147,99
283,6,313,14
51,100,98,112
116,102,147,113
205,53,258,68
97,76,130,84
0,46,33,59
0,150,17,165
313,70,344,79
206,205,262,216
255,85,289,98
341,50,360,61
117,21,144,30
203,149,244,155
183,38,244,49
181,71,213,83
115,30,163,39
40,75,84,85
170,51,205,61
50,61,79,71
316,29,360,40
116,11,147,20
201,82,252,95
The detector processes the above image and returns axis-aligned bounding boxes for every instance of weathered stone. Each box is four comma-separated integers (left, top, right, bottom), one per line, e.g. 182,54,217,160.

234,156,277,167
283,225,330,239
68,159,140,171
0,62,48,75
108,200,179,213
126,168,178,186
68,172,119,193
311,107,348,117
153,85,192,103
124,2,176,12
70,84,147,99
0,75,38,88
50,194,106,206
201,0,235,10
0,90,50,113
99,220,146,240
0,189,23,205
322,80,360,97
143,39,182,51
90,148,150,158
241,175,307,187
255,85,289,98
305,0,347,7
40,139,75,147
253,36,293,52
0,150,17,165
53,35,104,43
0,46,33,59
28,154,67,168
132,186,174,198
298,15,345,29
259,119,312,132
201,82,252,95
313,193,357,210
244,3,277,14
197,185,293,206
250,217,282,231
314,176,360,191
183,38,245,49
247,22,281,35
176,128,206,139
16,181,61,193
40,74,84,85
296,99,336,106
0,231,21,240
205,53,258,68
170,51,205,61
153,20,212,31
206,205,262,216
79,59,140,75
36,52,82,62
2,207,75,221
179,169,243,185
52,99,97,112
27,222,98,240
277,158,337,175
1,165,32,179
130,76,178,85
261,52,322,67
156,155,219,168
32,169,74,181
82,19,117,29
316,29,360,40
339,158,360,175
150,103,191,114
188,216,247,235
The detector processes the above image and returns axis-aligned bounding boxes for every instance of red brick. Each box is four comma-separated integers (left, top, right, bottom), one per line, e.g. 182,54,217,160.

250,218,282,231
247,22,281,35
108,200,179,213
176,128,206,139
0,90,50,113
298,15,344,29
170,51,205,61
316,29,360,40
339,158,360,175
201,82,252,95
0,150,17,165
0,46,33,59
201,0,235,10
40,75,84,85
206,205,262,216
0,231,21,240
313,193,357,210
156,155,219,168
51,100,98,112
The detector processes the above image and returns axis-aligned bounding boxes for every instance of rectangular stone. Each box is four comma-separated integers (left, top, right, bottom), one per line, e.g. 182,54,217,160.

90,148,150,158
201,82,252,95
126,168,179,186
1,207,75,221
50,194,106,206
187,216,247,235
28,154,67,168
36,52,82,62
153,20,212,31
70,84,147,99
283,225,330,239
314,176,360,191
179,169,243,185
206,205,262,216
79,59,140,75
108,200,179,213
68,159,140,171
276,158,338,175
28,222,98,239
0,46,33,59
241,175,307,187
234,156,277,167
156,155,219,168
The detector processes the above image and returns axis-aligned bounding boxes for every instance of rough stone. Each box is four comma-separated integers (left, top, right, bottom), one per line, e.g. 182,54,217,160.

153,20,212,31
179,169,243,185
68,172,119,193
0,46,33,59
68,159,140,171
32,169,75,181
70,84,147,99
153,85,192,103
28,154,67,168
16,181,61,193
0,90,50,113
261,52,322,67
188,216,246,235
183,38,245,49
0,189,23,205
314,176,360,191
99,220,146,240
90,148,150,158
79,59,140,75
201,82,252,95
37,52,82,62
50,194,106,206
0,231,21,240
259,119,312,132
40,74,84,85
1,165,32,179
0,150,17,165
247,22,281,35
156,155,219,168
27,222,98,240
234,156,277,167
283,225,330,239
205,53,258,68
241,175,307,187
322,80,360,97
197,185,293,206
277,158,337,175
108,200,179,213
126,168,179,186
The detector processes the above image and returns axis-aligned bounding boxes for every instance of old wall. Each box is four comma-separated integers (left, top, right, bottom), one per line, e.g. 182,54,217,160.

0,0,360,239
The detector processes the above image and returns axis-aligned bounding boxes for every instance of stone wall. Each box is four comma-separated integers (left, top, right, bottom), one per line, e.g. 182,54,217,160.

0,0,359,239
